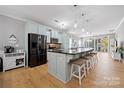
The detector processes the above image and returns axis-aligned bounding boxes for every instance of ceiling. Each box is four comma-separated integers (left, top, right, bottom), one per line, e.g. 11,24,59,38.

0,5,124,37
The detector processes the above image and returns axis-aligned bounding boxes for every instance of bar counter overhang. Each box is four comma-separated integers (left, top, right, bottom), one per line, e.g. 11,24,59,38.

48,48,94,55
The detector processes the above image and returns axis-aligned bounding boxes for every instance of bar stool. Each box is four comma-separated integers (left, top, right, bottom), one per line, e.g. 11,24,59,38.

90,52,98,64
81,57,92,74
89,52,98,67
70,58,86,85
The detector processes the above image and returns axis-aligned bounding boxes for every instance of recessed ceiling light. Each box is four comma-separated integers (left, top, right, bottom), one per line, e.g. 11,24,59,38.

74,23,77,28
82,28,85,32
86,32,89,34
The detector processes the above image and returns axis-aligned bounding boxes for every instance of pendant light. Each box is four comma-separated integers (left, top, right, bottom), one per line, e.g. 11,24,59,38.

74,5,78,29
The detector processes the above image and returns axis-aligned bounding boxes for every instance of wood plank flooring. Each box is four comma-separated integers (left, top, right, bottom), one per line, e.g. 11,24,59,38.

0,52,124,88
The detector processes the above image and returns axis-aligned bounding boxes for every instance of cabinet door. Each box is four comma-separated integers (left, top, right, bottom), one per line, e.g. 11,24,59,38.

46,31,50,43
5,57,16,70
44,26,50,43
39,25,46,36
56,53,66,80
47,52,56,75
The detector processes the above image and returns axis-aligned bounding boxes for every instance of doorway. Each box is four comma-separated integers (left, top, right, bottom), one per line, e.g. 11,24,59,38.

95,37,109,52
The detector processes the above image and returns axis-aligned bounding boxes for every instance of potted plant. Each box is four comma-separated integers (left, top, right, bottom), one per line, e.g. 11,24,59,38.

116,46,124,59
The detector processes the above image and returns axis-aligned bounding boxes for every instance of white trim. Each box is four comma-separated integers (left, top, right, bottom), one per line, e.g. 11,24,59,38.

115,16,124,32
0,11,27,22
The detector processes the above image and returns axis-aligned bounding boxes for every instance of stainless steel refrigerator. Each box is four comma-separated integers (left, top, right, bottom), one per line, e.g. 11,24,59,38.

28,33,47,67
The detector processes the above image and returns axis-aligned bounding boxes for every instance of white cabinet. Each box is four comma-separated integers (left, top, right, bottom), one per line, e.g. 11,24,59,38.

47,52,56,75
39,25,50,43
56,53,66,80
46,31,50,43
47,52,75,83
51,30,59,38
60,32,70,49
44,26,50,43
39,25,46,35
0,52,25,72
47,52,66,82
26,22,39,34
26,23,51,43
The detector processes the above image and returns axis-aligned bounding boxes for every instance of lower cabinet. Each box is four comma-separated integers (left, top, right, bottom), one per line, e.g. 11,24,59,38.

47,52,66,82
47,52,56,75
1,52,25,72
56,53,66,81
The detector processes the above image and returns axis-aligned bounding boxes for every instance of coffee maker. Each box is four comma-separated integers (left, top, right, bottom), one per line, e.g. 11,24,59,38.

4,46,14,53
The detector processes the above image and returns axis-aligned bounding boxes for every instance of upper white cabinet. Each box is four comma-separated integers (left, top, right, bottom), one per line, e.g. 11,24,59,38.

26,22,39,34
51,30,58,38
26,22,51,43
39,25,46,35
39,25,51,43
60,32,70,49
44,26,51,43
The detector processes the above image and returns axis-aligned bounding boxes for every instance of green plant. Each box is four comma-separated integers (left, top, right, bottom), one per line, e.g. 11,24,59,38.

116,47,124,53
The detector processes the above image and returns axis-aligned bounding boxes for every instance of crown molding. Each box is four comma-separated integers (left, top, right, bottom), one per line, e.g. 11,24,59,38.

0,10,27,22
115,16,124,32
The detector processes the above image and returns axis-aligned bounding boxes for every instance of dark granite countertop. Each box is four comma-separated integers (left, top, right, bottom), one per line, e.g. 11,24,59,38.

47,48,94,55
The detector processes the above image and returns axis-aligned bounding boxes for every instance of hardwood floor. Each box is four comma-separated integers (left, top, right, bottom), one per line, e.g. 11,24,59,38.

0,52,124,88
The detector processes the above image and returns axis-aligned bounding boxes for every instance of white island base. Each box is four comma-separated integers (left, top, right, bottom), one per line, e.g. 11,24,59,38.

47,52,75,83
47,48,94,83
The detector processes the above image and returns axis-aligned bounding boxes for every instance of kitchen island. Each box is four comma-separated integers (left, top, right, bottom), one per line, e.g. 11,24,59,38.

47,48,94,83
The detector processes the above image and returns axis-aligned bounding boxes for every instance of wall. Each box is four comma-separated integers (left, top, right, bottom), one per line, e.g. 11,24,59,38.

116,21,124,46
0,14,25,50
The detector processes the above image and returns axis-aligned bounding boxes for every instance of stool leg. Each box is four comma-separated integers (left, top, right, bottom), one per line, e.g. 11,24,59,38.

90,58,93,69
70,64,74,80
84,65,86,77
78,66,81,85
86,61,89,74
96,55,98,64
92,57,95,69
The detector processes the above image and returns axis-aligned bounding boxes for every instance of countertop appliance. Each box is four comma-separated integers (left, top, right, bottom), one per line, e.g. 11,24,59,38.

28,33,47,67
4,46,14,53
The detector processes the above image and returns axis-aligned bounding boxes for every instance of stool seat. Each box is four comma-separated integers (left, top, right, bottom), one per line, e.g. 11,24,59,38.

87,54,94,57
83,56,92,59
72,58,86,66
90,52,97,55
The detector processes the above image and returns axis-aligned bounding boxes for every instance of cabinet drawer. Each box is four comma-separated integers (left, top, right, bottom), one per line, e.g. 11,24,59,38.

15,56,25,59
